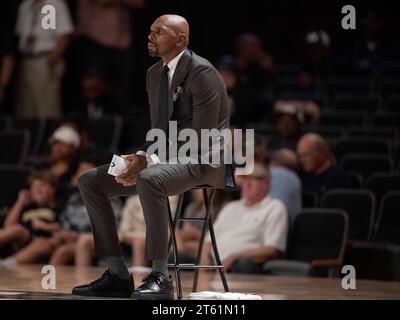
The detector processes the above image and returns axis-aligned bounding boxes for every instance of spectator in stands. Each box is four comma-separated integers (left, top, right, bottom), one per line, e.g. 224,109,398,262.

235,33,274,84
0,171,60,267
297,133,351,194
268,103,305,151
201,163,288,274
346,10,399,75
298,29,334,89
277,99,321,123
216,56,238,120
68,67,129,121
0,159,121,266
35,126,81,187
269,148,302,222
14,0,74,120
0,1,18,113
228,33,275,126
74,0,144,99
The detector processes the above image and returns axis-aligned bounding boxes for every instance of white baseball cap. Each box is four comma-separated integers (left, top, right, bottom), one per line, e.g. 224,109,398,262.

49,126,81,148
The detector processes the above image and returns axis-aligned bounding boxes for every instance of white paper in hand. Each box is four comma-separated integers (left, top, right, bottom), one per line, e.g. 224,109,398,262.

107,154,131,177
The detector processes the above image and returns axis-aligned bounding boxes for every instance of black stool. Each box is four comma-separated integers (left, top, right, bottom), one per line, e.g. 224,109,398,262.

167,165,236,299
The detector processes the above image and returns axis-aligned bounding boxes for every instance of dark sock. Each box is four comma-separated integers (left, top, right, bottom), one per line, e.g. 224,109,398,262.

105,256,130,279
152,259,169,277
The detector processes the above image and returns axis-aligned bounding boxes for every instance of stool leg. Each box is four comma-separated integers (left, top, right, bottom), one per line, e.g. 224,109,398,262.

168,193,184,253
208,214,230,292
192,189,215,292
167,197,182,299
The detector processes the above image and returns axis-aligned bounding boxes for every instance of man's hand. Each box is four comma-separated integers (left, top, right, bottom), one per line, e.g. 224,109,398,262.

17,189,31,207
115,154,148,187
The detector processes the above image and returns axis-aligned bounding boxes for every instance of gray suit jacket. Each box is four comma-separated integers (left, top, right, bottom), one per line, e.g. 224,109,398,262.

139,49,229,189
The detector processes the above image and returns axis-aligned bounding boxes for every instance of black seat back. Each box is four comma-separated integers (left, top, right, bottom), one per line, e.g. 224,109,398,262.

374,191,400,245
287,209,348,263
321,189,375,241
0,165,31,209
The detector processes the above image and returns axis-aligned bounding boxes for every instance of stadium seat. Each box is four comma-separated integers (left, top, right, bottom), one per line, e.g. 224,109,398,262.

88,115,123,150
347,126,398,140
366,172,400,209
301,191,318,208
262,209,348,277
0,114,12,131
0,130,31,165
119,116,151,153
303,125,346,140
385,94,400,112
332,93,381,112
321,189,375,241
372,111,400,129
334,138,390,162
347,171,363,189
345,243,400,281
0,165,31,210
340,153,393,181
373,191,400,245
319,110,367,127
326,77,374,95
14,118,46,156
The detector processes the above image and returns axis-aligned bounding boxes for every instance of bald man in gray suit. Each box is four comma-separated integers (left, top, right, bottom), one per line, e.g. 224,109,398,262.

72,15,229,299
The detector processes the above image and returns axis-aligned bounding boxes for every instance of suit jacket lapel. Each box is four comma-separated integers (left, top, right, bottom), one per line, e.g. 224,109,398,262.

149,62,163,127
168,49,191,119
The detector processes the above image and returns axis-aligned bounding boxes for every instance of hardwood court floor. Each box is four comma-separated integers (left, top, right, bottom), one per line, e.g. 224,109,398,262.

0,264,399,300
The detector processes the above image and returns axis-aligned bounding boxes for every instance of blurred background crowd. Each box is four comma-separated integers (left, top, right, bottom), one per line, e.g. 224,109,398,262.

0,0,399,281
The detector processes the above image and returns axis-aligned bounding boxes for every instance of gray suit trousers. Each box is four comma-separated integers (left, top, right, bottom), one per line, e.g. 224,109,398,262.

78,162,202,260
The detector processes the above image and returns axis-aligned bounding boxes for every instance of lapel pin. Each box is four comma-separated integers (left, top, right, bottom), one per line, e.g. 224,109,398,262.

173,86,183,102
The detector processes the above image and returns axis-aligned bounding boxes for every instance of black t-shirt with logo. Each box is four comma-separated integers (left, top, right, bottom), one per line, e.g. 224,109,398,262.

20,202,59,238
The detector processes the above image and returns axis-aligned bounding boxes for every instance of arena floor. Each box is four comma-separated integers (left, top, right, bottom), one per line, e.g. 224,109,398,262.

0,264,399,300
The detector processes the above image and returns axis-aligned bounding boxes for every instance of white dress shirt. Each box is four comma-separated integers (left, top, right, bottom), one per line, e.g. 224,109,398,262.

165,49,186,88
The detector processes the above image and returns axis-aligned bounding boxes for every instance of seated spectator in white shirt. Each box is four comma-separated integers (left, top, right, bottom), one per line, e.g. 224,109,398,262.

201,163,289,274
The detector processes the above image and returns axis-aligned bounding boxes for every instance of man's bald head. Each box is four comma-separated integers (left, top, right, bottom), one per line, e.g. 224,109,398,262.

299,133,329,156
148,14,189,61
297,133,331,173
156,15,189,43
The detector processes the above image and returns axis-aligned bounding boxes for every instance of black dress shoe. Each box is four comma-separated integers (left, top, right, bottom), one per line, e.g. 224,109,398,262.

72,269,134,298
131,272,173,300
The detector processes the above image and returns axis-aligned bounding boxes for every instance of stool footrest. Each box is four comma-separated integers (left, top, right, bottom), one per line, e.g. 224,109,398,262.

177,217,207,221
168,264,224,270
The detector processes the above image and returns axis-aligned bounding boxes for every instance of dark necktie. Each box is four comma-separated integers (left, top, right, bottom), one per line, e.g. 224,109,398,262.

157,65,170,134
